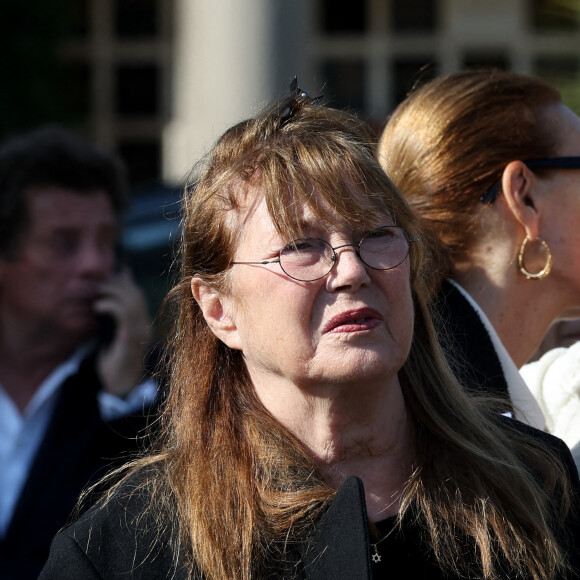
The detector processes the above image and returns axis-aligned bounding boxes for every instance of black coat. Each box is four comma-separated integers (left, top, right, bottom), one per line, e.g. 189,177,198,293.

39,421,580,579
0,354,155,580
433,279,511,403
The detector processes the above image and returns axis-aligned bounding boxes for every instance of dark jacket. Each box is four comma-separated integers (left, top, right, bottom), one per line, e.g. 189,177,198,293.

39,421,580,579
0,354,155,580
433,279,511,403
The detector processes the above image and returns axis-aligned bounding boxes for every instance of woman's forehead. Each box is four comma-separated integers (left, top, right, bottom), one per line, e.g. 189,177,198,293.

230,183,394,236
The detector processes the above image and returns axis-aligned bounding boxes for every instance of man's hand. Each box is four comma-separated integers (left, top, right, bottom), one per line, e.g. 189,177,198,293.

94,268,153,398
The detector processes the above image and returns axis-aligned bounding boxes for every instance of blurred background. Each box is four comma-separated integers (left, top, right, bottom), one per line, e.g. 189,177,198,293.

1,0,579,316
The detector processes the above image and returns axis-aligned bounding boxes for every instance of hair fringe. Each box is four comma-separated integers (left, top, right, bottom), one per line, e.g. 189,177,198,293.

86,88,575,579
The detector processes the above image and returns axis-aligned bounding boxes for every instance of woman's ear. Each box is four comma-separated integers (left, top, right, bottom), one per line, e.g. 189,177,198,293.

190,276,242,350
500,160,540,239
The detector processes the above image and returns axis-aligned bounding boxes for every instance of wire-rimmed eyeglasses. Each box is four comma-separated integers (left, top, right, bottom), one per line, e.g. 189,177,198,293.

481,156,580,204
231,226,418,282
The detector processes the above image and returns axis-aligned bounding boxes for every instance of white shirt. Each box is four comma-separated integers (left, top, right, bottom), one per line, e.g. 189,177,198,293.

521,343,580,470
447,280,546,431
0,344,156,537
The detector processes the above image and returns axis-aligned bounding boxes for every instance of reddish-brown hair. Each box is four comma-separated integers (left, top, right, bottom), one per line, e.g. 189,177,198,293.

98,89,573,580
378,69,561,286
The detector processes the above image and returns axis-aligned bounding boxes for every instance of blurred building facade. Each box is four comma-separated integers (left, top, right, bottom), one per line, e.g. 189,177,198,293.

2,0,580,186
2,0,579,314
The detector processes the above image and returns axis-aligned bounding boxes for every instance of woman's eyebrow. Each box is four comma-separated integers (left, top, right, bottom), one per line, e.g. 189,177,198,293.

275,217,326,238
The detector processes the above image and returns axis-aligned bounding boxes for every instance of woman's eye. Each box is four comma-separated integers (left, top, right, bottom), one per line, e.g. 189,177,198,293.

367,228,397,241
284,239,317,252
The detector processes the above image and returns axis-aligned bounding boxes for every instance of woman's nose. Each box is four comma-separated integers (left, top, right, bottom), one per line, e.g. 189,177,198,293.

327,245,371,290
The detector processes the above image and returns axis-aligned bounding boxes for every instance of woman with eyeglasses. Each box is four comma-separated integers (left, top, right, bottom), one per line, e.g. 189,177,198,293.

40,84,580,579
378,69,580,441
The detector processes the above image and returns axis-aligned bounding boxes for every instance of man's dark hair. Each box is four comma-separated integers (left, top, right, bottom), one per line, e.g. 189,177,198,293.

0,125,128,257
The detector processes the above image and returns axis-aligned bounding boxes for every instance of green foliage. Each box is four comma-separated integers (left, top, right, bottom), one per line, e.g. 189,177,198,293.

533,0,580,29
558,80,580,115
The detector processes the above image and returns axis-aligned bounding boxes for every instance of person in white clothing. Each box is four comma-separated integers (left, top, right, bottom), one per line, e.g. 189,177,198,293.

0,126,157,579
521,340,580,470
378,69,580,434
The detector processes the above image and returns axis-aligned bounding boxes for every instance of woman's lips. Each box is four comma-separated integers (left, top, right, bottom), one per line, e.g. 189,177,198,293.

323,308,383,334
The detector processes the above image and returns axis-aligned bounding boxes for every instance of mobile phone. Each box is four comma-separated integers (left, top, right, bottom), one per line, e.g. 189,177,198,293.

97,312,117,347
96,244,124,347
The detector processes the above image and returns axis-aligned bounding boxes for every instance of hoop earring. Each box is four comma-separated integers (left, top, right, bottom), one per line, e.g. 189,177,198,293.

518,236,552,280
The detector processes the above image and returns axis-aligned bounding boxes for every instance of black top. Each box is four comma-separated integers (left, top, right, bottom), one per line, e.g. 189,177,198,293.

370,516,446,579
39,420,580,579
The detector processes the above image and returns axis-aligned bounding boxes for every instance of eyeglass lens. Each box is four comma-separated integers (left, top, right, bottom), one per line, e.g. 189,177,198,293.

279,227,410,282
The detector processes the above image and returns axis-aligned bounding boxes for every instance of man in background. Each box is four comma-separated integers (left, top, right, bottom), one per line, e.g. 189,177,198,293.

0,126,157,579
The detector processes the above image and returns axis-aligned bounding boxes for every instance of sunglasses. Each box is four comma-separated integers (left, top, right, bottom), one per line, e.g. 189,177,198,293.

480,156,580,204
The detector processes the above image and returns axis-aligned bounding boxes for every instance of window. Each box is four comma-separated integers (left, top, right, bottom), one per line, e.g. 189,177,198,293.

118,139,161,185
61,62,91,125
115,0,158,38
391,0,437,32
462,52,510,71
319,0,367,33
392,59,438,105
69,0,90,36
321,59,366,112
531,0,580,31
115,65,159,116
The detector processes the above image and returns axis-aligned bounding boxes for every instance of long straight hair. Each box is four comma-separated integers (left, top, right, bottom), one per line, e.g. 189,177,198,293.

118,92,572,579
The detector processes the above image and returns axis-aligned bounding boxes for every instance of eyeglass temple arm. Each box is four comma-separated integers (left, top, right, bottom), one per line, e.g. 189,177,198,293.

231,258,281,265
481,157,580,204
524,157,580,169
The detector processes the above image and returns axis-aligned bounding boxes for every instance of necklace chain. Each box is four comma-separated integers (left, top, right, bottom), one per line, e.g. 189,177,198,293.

370,523,395,565
371,542,382,564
